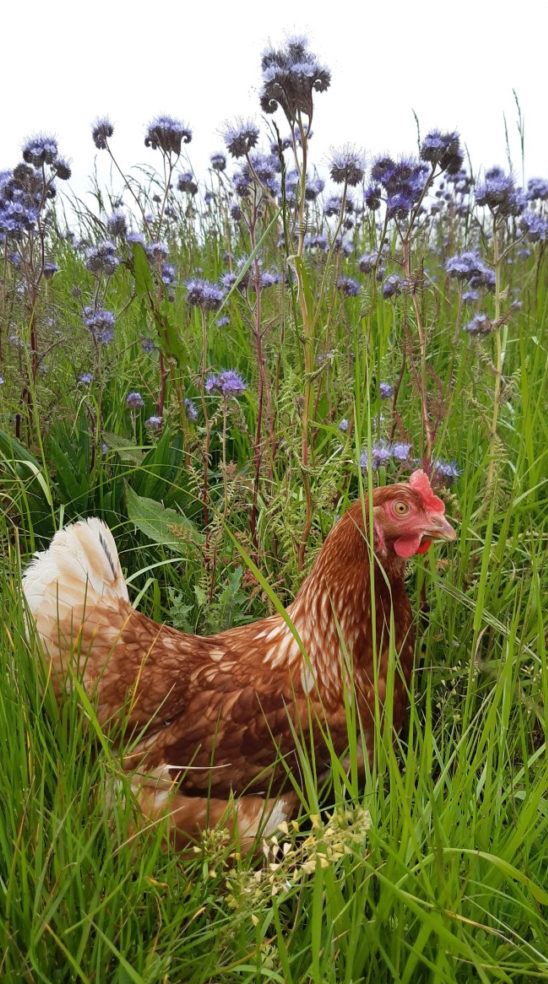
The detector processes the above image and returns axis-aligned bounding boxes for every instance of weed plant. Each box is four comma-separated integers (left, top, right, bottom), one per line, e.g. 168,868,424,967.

1,35,548,983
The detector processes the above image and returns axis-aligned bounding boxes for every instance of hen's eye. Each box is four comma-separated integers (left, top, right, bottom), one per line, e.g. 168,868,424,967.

394,501,409,515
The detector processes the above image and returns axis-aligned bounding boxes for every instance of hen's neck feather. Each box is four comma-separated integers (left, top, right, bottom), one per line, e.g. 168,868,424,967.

250,500,410,694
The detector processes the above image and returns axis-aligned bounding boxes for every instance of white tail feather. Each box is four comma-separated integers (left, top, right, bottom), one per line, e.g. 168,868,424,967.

23,518,129,627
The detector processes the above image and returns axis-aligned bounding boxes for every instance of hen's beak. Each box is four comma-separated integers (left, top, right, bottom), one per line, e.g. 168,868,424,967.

423,512,456,542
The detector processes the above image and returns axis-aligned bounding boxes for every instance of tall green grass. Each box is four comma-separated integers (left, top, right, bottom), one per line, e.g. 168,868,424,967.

1,82,548,982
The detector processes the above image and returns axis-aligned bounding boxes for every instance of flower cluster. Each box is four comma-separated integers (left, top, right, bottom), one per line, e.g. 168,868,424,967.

360,439,413,471
92,118,114,150
144,116,192,155
475,167,524,217
463,313,493,336
329,148,365,187
85,240,119,276
205,370,246,396
260,36,330,124
446,250,495,290
185,278,225,310
223,120,260,159
420,130,463,174
83,307,116,345
126,391,144,409
519,211,548,242
0,137,70,242
370,156,430,219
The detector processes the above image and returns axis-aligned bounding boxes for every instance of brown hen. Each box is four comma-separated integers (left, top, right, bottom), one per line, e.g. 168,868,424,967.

23,469,455,849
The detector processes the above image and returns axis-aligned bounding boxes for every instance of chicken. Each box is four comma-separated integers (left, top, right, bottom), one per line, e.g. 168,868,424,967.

22,469,456,850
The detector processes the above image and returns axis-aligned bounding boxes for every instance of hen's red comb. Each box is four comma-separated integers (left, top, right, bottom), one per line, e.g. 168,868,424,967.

409,469,445,513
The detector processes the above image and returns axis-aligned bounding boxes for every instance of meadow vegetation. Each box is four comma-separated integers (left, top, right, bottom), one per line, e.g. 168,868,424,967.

1,36,548,983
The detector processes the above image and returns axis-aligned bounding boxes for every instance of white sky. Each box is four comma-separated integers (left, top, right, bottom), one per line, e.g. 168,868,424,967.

2,0,548,207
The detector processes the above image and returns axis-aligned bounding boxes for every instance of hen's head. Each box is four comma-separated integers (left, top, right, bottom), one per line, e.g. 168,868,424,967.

371,469,456,559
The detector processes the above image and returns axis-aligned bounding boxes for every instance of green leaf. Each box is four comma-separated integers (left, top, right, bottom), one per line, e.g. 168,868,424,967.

131,242,154,297
125,484,203,553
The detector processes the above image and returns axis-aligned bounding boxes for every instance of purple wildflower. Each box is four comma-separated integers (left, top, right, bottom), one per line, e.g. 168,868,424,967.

379,382,393,399
210,152,227,171
329,148,365,186
185,278,225,310
339,418,349,432
145,415,162,431
184,398,199,421
337,275,360,297
177,172,198,194
526,177,548,202
463,313,493,336
83,307,115,344
205,370,246,396
126,391,144,409
106,211,127,238
519,211,548,242
145,116,192,155
420,130,463,174
432,457,460,486
392,442,412,462
92,118,113,150
446,251,495,290
22,135,58,168
79,372,93,386
260,35,330,124
223,120,260,159
475,167,524,216
85,240,119,276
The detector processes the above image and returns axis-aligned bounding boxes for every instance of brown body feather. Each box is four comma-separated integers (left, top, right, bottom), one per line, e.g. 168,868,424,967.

23,477,455,848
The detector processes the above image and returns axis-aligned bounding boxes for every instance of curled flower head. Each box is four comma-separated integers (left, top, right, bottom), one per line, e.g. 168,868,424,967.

145,116,192,155
92,118,114,150
223,120,260,159
463,313,493,336
177,171,198,194
431,457,460,486
145,415,162,431
83,306,116,345
445,250,495,290
184,398,199,421
364,184,382,210
85,240,119,276
260,35,330,124
126,391,144,409
337,275,360,297
382,274,406,299
519,210,548,242
329,147,365,186
475,167,524,216
185,277,225,310
420,130,463,174
106,210,127,238
53,158,71,181
205,369,246,396
22,135,58,168
210,152,226,171
526,177,548,202
359,250,381,274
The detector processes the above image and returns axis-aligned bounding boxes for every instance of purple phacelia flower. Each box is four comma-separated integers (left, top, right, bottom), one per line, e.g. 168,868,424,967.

420,130,463,174
463,313,493,336
177,171,198,194
22,135,58,168
526,177,548,202
145,415,162,431
126,391,144,409
85,240,119,276
106,211,127,238
210,152,226,171
259,35,330,124
446,251,495,290
379,382,393,399
339,418,349,432
392,441,412,461
43,261,58,279
184,398,199,421
475,167,524,217
337,275,360,297
185,278,225,310
79,372,93,386
519,211,548,242
145,116,192,155
92,118,113,150
383,274,405,298
432,457,460,486
223,119,260,159
205,370,246,396
329,148,365,186
83,307,115,345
